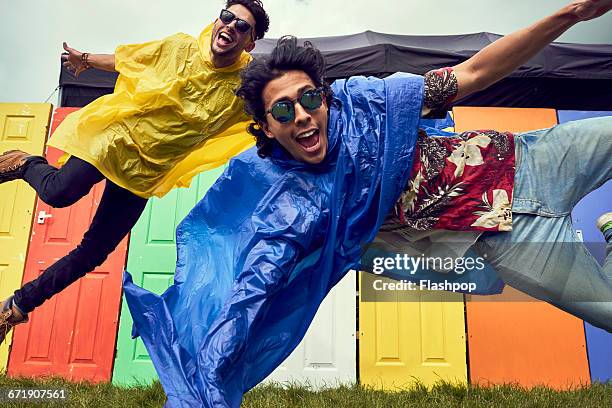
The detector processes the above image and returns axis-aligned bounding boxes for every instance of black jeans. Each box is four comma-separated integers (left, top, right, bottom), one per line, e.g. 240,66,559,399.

13,156,147,314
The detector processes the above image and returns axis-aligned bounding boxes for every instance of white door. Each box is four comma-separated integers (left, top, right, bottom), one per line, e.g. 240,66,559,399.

263,271,357,388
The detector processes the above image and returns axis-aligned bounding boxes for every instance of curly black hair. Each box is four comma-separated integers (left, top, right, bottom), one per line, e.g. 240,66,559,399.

236,36,333,158
226,0,270,40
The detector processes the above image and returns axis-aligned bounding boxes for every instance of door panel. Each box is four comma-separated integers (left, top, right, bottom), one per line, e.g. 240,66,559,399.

359,274,467,388
359,114,467,389
264,271,357,387
0,103,51,371
558,110,612,383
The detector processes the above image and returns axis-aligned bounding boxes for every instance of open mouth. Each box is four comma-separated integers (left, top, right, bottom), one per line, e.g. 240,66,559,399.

296,129,321,152
216,31,235,47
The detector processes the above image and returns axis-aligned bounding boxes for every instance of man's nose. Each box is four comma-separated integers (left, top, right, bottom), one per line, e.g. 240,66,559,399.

294,103,311,125
225,20,238,32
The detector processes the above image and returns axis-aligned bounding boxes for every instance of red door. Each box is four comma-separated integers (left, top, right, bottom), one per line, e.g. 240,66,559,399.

8,108,128,382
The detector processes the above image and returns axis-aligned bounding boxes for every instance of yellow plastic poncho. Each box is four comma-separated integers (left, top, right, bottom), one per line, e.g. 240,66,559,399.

49,23,254,198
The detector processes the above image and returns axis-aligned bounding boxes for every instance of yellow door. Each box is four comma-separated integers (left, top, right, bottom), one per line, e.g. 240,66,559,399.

0,103,51,371
359,273,467,389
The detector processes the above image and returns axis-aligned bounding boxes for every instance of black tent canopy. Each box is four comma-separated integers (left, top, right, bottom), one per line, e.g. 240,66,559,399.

59,31,612,110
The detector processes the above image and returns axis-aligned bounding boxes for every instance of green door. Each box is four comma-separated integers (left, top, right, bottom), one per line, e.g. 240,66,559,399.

112,168,225,385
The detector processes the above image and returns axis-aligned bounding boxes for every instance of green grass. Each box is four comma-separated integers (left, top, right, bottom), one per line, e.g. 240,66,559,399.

1,374,611,407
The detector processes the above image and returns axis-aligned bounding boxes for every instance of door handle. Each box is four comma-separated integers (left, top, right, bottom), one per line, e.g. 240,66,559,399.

37,210,53,224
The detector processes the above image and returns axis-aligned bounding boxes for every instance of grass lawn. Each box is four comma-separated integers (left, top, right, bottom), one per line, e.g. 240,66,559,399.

1,374,611,407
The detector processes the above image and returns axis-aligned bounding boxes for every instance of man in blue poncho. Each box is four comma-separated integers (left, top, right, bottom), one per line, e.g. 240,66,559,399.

124,1,612,406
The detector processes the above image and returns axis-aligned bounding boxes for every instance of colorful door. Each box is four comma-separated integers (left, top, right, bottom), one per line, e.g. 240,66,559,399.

359,114,467,389
359,273,467,389
558,110,612,383
263,271,356,387
0,103,51,371
8,108,127,382
455,106,590,389
112,168,225,385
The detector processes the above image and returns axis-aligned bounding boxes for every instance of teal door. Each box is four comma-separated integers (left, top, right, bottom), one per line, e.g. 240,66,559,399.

112,168,225,385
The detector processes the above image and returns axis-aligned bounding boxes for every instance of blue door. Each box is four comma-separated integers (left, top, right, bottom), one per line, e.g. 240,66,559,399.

558,110,612,383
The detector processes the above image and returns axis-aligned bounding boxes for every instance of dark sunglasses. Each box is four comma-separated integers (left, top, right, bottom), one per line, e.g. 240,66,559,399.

266,88,325,123
219,9,253,34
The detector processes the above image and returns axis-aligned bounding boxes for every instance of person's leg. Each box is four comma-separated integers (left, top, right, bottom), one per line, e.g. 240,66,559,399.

0,149,104,207
1,153,109,343
474,116,612,332
12,180,147,314
22,155,105,208
512,116,612,216
474,214,612,332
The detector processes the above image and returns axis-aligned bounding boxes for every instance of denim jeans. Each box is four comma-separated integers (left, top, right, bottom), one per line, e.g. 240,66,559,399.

473,116,612,332
13,156,147,314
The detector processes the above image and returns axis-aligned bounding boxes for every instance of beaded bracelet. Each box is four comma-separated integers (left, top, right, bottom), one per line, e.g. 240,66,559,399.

81,52,91,69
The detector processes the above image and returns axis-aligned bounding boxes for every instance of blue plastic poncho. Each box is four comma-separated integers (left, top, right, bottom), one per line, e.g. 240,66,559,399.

123,73,423,406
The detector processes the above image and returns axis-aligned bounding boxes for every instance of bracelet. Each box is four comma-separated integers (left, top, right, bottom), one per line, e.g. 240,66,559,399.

81,53,91,69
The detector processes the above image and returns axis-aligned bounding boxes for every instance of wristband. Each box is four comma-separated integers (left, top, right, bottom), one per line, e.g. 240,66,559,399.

81,53,91,69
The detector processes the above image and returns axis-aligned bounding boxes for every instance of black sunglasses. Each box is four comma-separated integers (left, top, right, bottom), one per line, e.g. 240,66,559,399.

266,88,325,123
219,9,253,35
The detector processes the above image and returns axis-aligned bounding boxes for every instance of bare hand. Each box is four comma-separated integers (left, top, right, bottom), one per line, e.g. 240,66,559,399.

569,0,612,21
61,42,89,77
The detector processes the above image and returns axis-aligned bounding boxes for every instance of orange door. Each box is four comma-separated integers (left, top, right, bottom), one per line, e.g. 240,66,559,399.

8,108,128,382
453,107,590,389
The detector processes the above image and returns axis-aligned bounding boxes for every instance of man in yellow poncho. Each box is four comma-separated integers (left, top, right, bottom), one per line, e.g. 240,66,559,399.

0,0,270,345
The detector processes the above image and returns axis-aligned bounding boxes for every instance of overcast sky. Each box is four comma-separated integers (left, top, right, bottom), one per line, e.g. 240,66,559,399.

1,0,611,103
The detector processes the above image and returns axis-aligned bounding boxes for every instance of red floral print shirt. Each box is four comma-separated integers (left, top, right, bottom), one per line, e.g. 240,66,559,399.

384,68,516,233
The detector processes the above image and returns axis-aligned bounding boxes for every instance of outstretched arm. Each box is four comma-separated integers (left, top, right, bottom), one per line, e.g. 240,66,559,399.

453,0,612,100
61,42,116,76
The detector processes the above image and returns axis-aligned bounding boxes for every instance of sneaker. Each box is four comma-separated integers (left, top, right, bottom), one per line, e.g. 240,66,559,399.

596,212,612,241
0,150,32,184
0,296,28,346
596,213,612,233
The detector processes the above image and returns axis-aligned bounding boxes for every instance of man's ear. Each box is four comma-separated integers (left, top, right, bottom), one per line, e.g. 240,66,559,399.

245,40,256,53
261,120,275,139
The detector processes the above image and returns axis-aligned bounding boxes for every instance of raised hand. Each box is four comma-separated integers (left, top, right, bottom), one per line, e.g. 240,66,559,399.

61,42,89,77
569,0,612,21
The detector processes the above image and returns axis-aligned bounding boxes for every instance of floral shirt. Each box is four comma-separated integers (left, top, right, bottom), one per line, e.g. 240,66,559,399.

383,68,515,233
